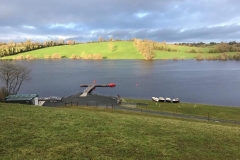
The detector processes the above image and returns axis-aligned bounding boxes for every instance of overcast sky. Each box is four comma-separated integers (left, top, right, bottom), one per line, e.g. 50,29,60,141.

1,0,240,43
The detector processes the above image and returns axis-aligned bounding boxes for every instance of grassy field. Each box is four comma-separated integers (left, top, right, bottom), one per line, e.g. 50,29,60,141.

0,103,240,159
1,41,237,60
153,45,237,60
1,41,142,60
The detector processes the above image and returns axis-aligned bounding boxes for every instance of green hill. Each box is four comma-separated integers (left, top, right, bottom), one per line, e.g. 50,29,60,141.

0,103,239,159
1,41,239,60
1,41,143,60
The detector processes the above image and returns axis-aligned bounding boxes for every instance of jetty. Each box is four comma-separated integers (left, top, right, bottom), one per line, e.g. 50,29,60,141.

80,83,116,97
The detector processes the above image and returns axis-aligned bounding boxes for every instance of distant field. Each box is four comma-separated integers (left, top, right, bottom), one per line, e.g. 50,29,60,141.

154,50,224,59
154,44,237,59
0,103,239,159
1,42,238,60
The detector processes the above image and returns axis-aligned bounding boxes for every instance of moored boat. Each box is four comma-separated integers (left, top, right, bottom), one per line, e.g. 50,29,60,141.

152,97,159,102
172,98,180,103
159,97,165,102
165,97,171,102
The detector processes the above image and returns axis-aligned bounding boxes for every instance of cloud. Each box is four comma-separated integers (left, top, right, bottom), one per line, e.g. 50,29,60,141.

1,0,240,42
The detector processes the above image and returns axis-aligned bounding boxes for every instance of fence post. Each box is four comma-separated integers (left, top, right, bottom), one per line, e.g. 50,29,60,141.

208,112,210,121
141,108,142,113
65,102,66,107
77,102,78,106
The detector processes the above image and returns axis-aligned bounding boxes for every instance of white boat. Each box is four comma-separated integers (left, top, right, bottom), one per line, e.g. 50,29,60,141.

159,97,165,102
152,97,159,102
165,97,171,102
172,98,180,103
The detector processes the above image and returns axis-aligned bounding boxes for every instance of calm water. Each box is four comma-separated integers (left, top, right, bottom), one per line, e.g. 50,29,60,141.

8,60,240,107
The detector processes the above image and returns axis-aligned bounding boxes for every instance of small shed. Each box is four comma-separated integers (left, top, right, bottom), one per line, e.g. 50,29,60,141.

5,94,39,105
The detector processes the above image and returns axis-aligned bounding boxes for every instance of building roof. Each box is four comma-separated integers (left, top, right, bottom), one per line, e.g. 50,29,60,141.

5,94,38,101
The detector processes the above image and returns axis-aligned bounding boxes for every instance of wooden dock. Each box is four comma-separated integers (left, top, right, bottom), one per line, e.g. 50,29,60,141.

80,84,109,97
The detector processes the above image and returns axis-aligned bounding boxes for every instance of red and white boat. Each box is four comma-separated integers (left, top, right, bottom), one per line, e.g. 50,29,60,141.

108,83,116,87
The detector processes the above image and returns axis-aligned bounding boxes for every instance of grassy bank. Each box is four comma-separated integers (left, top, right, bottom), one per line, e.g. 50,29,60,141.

0,103,239,159
124,99,240,121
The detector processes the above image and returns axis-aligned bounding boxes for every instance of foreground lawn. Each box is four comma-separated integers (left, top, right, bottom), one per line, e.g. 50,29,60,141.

0,103,239,159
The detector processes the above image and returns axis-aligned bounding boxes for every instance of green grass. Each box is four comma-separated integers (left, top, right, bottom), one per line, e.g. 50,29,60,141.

154,50,238,60
1,41,142,60
124,99,240,121
0,103,240,159
154,45,238,59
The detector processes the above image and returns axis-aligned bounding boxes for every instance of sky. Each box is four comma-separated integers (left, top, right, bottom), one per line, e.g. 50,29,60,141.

1,0,240,43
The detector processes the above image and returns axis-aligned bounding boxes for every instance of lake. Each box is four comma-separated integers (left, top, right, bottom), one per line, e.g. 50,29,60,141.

8,59,240,107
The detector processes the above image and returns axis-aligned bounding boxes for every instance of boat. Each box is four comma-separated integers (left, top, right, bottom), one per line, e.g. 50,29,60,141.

49,96,63,102
165,98,171,102
152,97,159,102
108,83,116,87
172,98,180,103
159,97,165,102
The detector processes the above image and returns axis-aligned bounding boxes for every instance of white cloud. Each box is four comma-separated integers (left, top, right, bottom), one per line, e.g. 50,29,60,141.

135,12,150,18
22,25,36,29
49,23,77,29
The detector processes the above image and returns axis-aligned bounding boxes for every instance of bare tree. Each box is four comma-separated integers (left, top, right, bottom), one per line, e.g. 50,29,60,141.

108,41,114,52
0,62,31,95
98,37,103,42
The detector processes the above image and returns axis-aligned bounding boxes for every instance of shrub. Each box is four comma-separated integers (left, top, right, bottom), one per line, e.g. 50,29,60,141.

82,54,93,59
70,54,77,59
93,54,103,60
205,56,213,60
44,55,51,59
228,55,234,60
25,54,35,60
70,54,81,59
51,53,61,59
218,53,228,61
173,57,178,61
195,54,204,61
233,53,240,60
189,49,197,53
13,55,25,60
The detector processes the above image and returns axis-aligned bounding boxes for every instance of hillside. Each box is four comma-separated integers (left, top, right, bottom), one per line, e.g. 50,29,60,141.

1,41,143,60
0,103,239,159
1,41,239,60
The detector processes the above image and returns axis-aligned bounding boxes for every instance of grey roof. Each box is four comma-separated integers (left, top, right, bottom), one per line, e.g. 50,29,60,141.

5,94,38,101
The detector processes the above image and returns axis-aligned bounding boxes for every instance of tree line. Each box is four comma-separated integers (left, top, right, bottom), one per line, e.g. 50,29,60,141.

196,53,240,61
177,41,240,53
208,42,240,53
0,39,79,58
